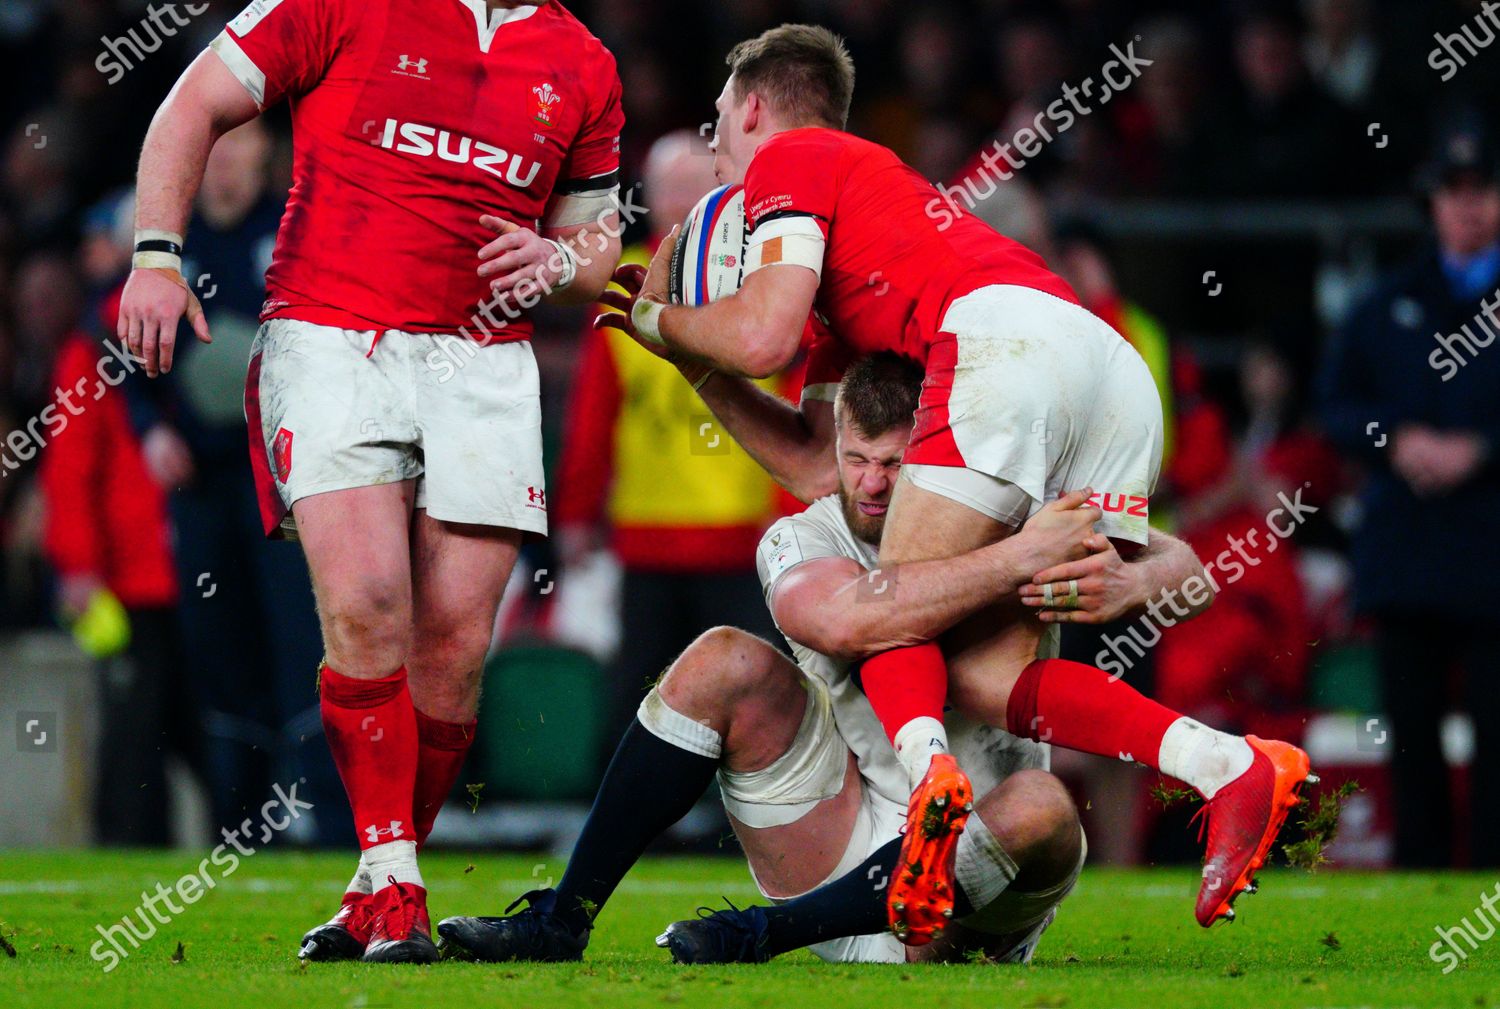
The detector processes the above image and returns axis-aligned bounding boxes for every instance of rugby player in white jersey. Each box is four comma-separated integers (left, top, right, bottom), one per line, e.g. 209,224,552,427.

438,353,1212,964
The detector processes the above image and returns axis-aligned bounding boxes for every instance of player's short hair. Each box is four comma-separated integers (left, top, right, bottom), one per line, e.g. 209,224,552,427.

726,24,855,129
834,352,923,440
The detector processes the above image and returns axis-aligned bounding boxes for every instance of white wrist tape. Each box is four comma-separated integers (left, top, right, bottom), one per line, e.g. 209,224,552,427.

632,298,666,345
135,228,184,245
133,229,185,273
544,185,620,229
545,238,578,290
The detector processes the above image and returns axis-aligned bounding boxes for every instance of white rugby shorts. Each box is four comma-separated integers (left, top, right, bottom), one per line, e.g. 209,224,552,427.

903,285,1164,545
244,319,547,538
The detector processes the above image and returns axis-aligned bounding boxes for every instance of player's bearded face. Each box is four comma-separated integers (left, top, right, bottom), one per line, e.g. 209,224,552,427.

835,422,911,545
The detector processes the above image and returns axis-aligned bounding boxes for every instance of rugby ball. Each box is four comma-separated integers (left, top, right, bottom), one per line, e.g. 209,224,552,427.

668,184,746,306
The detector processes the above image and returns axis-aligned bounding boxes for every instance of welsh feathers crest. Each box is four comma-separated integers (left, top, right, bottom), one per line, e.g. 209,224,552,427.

532,82,562,128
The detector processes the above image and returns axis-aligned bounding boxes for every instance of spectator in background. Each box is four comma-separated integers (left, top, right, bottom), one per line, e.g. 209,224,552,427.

1114,16,1213,196
1203,8,1360,198
1320,118,1500,868
38,243,201,845
1,253,77,627
1301,0,1379,109
554,130,787,749
124,120,340,843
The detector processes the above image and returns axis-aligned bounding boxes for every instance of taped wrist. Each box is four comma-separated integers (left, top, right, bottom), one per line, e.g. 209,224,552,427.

632,298,667,345
133,229,184,272
545,238,578,290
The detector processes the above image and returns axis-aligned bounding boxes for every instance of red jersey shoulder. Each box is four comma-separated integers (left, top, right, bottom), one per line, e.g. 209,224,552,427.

543,3,620,96
744,128,854,227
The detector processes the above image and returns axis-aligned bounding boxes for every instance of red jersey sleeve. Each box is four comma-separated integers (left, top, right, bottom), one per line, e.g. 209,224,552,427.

555,49,624,194
743,130,842,238
213,0,348,108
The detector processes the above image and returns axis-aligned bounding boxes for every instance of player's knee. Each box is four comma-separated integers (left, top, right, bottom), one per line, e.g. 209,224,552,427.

315,575,412,669
411,609,492,679
658,626,790,725
663,627,776,697
978,770,1081,889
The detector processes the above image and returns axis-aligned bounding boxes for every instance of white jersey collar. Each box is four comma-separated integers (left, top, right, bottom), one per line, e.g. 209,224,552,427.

454,0,543,53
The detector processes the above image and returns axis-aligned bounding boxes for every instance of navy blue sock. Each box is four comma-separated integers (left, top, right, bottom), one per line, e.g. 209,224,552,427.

760,838,978,955
553,718,717,937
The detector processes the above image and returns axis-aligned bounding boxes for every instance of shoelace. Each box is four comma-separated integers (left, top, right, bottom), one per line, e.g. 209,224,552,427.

1189,802,1213,846
500,890,562,952
503,889,554,916
381,875,416,939
690,899,763,956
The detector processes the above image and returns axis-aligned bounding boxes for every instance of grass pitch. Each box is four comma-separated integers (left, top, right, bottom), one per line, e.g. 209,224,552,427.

3,849,1496,1008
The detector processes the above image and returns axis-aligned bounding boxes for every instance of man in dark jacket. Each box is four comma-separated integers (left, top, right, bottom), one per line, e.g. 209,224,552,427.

1319,119,1500,868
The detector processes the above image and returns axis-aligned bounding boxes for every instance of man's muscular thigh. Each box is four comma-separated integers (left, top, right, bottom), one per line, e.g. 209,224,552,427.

294,480,417,677
665,628,864,899
878,476,1014,565
730,754,864,900
879,475,1041,720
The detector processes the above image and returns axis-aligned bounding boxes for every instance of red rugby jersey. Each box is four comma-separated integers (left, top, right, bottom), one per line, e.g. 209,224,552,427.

212,0,623,335
743,127,1076,377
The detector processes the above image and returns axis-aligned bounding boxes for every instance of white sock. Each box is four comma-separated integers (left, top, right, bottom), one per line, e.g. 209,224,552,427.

346,856,373,896
1157,718,1254,799
893,716,949,790
953,814,1018,911
364,840,423,891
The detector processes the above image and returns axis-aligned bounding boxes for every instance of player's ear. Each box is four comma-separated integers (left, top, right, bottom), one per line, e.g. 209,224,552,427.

742,92,761,134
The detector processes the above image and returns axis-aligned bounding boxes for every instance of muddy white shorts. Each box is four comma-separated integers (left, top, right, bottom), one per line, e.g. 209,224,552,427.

728,669,1064,964
244,319,547,538
903,285,1164,545
799,776,1081,965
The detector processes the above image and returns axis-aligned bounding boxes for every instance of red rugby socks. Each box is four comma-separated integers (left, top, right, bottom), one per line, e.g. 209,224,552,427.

860,642,951,787
412,709,476,848
319,663,422,886
1005,658,1252,798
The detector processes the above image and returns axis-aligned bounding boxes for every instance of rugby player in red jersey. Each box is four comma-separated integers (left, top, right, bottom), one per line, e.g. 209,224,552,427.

118,0,625,963
600,24,1314,940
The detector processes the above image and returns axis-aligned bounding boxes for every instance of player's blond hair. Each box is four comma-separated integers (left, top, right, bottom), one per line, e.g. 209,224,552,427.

726,24,854,129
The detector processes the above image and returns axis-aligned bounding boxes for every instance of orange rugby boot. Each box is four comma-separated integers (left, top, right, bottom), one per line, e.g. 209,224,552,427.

887,753,974,945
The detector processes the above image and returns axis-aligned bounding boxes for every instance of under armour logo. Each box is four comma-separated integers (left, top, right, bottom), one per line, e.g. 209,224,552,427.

526,486,547,509
397,55,428,74
364,821,406,843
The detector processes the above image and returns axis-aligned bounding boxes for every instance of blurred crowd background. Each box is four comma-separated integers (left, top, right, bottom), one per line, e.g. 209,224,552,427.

1,0,1498,868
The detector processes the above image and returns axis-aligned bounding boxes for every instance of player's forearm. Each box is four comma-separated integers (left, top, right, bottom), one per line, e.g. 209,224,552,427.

543,220,621,306
693,374,836,502
1130,531,1213,621
135,104,218,238
135,55,257,237
823,538,1040,658
660,299,800,378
